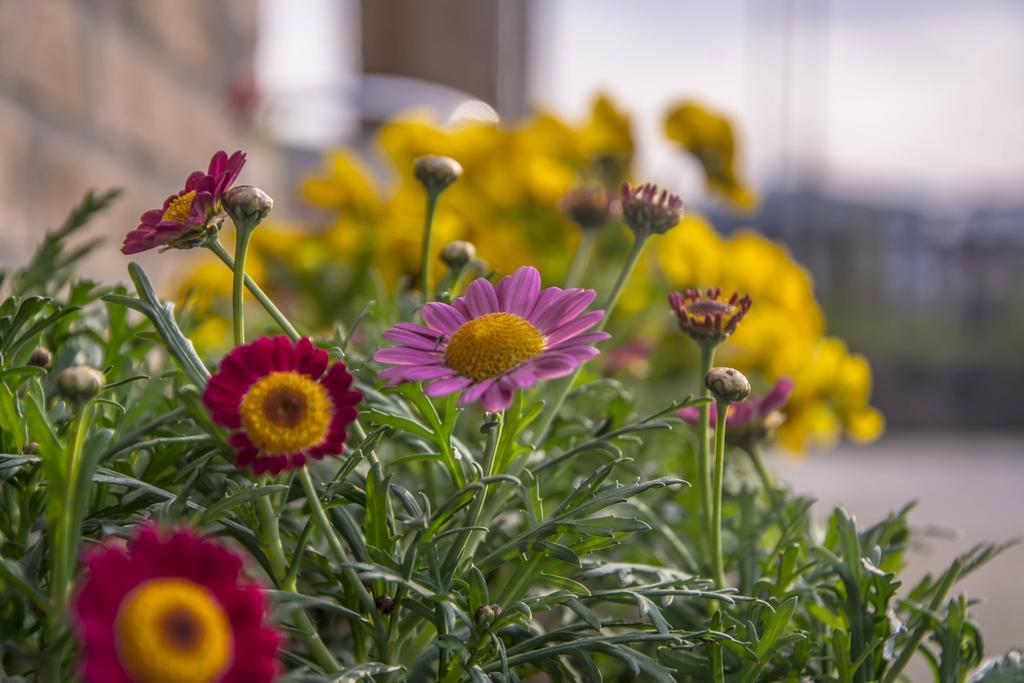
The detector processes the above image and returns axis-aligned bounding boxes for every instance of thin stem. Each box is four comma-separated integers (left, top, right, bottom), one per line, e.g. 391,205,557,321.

443,412,503,576
208,240,301,342
297,467,389,658
532,234,650,443
420,193,439,303
255,492,340,673
231,228,254,346
599,233,647,323
564,231,597,289
696,342,717,560
711,399,729,594
45,404,93,682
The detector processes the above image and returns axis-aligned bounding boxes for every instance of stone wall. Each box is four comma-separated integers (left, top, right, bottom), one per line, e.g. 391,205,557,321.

0,0,260,282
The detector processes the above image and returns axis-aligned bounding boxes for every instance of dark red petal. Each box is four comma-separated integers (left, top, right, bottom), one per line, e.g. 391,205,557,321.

322,361,355,393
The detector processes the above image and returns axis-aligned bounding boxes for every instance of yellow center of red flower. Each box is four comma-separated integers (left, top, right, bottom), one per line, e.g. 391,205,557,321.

239,371,332,454
162,191,197,223
116,577,233,683
444,312,544,382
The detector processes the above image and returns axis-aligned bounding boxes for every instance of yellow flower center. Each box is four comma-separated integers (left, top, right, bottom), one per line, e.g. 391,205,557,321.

444,312,544,383
162,191,197,223
116,577,233,683
239,371,332,454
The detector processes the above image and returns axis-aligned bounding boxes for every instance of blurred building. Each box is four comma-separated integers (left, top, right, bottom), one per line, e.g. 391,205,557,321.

0,0,260,278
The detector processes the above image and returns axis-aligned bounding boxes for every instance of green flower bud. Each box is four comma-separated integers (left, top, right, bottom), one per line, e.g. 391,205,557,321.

475,603,503,628
705,366,750,404
414,155,462,195
223,185,274,227
56,366,106,402
560,185,614,231
440,240,476,270
28,346,53,370
375,595,396,615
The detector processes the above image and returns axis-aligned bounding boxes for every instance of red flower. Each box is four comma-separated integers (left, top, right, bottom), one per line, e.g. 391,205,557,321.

668,288,752,343
204,336,362,475
72,525,279,683
122,150,246,255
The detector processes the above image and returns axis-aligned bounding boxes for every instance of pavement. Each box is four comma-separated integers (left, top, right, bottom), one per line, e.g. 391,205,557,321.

771,432,1024,666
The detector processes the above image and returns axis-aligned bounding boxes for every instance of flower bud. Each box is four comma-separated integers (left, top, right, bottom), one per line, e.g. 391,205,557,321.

223,185,273,227
560,185,614,231
22,442,40,455
440,240,476,270
56,365,106,402
414,155,462,195
375,595,396,615
621,182,684,237
28,346,53,370
705,367,750,404
475,603,503,628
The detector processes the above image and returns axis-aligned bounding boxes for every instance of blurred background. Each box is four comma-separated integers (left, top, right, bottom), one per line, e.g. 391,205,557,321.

0,0,1021,654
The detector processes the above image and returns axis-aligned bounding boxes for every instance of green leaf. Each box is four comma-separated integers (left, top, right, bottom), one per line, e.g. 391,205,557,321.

196,484,289,526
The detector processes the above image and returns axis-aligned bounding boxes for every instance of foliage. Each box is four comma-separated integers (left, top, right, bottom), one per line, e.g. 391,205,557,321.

0,184,1016,682
176,96,879,452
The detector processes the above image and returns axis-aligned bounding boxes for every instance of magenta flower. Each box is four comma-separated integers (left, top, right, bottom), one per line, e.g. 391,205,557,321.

73,524,279,682
203,336,362,475
679,377,794,436
374,266,609,412
122,150,246,255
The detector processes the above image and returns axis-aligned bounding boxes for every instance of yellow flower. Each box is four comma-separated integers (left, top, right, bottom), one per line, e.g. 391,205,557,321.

664,100,757,210
658,213,882,451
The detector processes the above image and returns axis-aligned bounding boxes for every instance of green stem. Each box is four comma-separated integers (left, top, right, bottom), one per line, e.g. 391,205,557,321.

711,399,729,595
443,412,503,577
420,193,439,303
255,492,340,673
697,342,717,561
564,231,597,289
230,229,254,346
45,404,93,682
532,234,650,443
208,240,301,342
297,467,389,658
880,559,962,683
599,233,647,323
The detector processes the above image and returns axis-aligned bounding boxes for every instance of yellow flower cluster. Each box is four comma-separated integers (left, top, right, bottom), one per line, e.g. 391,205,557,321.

176,94,882,452
663,100,758,211
658,216,884,450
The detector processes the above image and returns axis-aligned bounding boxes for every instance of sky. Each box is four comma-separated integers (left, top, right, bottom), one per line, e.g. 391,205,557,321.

256,0,1024,208
531,0,1024,207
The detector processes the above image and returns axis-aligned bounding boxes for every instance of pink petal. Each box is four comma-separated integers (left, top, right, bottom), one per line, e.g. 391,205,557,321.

464,277,500,317
424,376,473,397
382,324,444,350
544,310,605,347
381,365,454,384
528,352,580,380
531,289,597,333
497,266,541,317
548,331,610,349
373,347,444,365
421,302,467,336
459,378,495,405
482,381,516,412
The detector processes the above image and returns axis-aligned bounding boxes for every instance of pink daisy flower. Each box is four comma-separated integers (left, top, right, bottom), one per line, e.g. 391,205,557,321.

122,150,246,255
203,336,362,475
374,266,610,412
73,524,279,683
